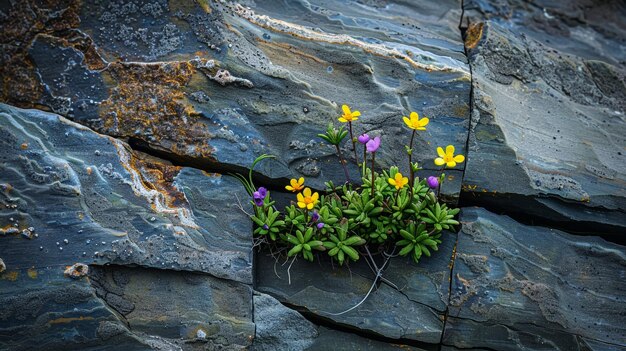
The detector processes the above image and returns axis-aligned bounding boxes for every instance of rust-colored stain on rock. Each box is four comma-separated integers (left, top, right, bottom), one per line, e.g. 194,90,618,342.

0,0,92,106
98,61,215,159
465,22,485,50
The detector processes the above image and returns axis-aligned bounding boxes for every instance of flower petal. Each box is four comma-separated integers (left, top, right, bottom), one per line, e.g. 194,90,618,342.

420,117,429,126
410,111,418,120
342,104,350,115
454,154,465,163
388,178,396,186
403,116,411,128
352,111,361,117
434,157,445,166
297,202,306,209
338,117,347,123
311,192,319,202
285,185,294,191
297,193,304,202
437,147,445,157
297,177,304,185
303,188,311,197
308,202,315,210
447,161,457,168
446,145,455,155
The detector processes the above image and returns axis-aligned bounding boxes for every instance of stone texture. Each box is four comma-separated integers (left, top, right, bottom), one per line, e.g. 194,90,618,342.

90,265,255,349
0,103,252,283
0,264,254,351
462,0,626,65
460,18,626,235
252,291,428,351
255,230,457,344
0,0,471,192
443,207,626,350
252,292,318,350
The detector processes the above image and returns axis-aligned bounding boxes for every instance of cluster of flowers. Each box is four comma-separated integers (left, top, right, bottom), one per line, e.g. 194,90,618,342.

241,105,463,265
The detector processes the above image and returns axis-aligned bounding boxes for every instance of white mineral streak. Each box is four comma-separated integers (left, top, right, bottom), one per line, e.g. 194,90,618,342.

229,3,469,75
111,139,199,230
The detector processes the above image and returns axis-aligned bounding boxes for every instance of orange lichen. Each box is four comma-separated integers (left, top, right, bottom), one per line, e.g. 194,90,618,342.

27,267,38,279
465,22,484,50
98,61,216,159
0,0,100,106
1,271,19,281
64,263,89,279
112,143,199,229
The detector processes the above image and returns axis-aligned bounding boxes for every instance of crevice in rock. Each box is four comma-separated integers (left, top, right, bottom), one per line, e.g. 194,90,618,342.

441,314,626,350
458,193,626,245
127,137,290,192
439,238,459,350
278,300,440,351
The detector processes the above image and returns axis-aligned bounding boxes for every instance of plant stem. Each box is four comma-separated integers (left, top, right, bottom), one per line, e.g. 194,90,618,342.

371,152,376,197
408,129,416,193
348,122,359,167
362,145,367,177
437,167,444,200
335,144,351,183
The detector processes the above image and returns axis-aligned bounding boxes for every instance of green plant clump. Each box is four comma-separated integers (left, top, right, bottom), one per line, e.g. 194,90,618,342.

234,105,463,266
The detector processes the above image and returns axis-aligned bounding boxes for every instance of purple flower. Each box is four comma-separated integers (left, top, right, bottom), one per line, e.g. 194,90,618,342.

262,224,269,230
310,210,320,222
427,176,439,189
316,222,325,229
366,136,381,153
357,133,370,144
253,187,267,206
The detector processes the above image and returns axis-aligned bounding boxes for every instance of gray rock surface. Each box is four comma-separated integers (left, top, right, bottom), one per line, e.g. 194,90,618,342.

0,264,255,351
443,207,626,350
2,0,626,350
252,292,318,351
1,0,470,192
461,18,626,235
0,103,252,283
255,231,457,344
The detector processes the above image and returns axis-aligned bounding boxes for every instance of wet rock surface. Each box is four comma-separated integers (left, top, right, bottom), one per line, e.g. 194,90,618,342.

443,207,626,350
255,231,457,345
0,0,470,191
0,103,252,283
1,0,626,350
460,3,626,235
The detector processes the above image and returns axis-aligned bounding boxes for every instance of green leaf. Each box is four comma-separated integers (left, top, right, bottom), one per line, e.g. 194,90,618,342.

341,246,359,261
288,245,302,257
399,229,414,241
399,244,414,256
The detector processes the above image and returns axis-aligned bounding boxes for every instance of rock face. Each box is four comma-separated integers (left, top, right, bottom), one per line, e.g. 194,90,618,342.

2,0,626,350
0,104,252,283
460,1,626,235
255,232,457,344
444,207,626,350
0,0,471,191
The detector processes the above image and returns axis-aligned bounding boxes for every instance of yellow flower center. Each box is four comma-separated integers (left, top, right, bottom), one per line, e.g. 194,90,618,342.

302,195,314,205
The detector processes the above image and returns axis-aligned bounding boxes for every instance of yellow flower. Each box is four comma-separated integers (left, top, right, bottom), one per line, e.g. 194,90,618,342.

403,111,429,131
434,145,465,168
338,104,361,123
285,177,305,192
388,172,409,190
296,187,319,210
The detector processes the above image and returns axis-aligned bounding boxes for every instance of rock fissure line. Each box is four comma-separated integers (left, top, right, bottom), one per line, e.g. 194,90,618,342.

278,300,440,351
